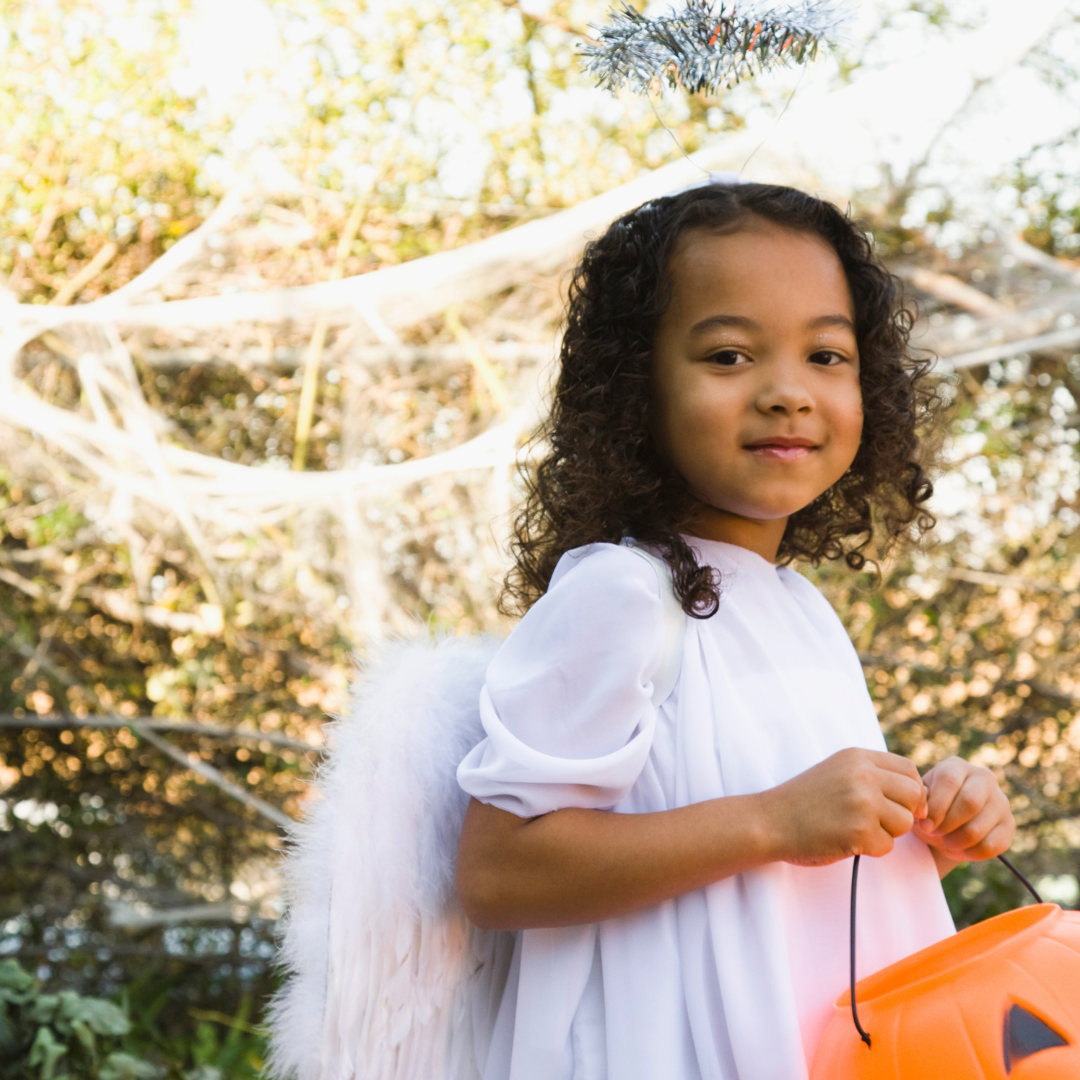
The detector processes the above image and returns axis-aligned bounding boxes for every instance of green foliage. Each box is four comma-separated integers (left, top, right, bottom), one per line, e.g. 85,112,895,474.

27,504,86,549
118,978,267,1080
0,958,161,1080
0,0,213,304
0,0,757,307
1009,150,1080,259
0,959,267,1079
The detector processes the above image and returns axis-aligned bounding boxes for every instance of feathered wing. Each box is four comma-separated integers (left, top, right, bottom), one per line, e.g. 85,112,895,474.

267,633,513,1080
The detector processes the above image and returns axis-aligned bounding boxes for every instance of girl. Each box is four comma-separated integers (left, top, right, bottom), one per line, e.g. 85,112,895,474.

454,181,1015,1080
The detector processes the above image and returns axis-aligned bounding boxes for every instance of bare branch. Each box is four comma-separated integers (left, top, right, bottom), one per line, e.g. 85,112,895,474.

131,722,296,829
1003,234,1080,286
48,242,119,307
0,565,46,599
895,266,1004,318
85,587,223,636
131,340,555,371
943,324,1080,370
947,568,1059,592
106,899,265,928
0,713,321,752
0,612,76,688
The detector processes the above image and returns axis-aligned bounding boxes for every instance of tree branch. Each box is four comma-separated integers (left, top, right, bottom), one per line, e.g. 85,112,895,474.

0,713,321,752
127,340,554,372
943,324,1080,370
131,722,295,829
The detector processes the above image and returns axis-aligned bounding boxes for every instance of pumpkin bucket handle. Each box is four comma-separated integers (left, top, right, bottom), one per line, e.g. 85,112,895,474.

997,854,1043,904
847,852,1043,1050
849,856,873,1048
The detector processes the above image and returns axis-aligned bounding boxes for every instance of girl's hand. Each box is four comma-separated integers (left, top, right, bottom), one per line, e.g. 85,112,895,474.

763,748,928,867
912,756,1015,863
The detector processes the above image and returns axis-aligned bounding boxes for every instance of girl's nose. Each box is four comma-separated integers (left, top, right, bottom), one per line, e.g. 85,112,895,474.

755,370,814,415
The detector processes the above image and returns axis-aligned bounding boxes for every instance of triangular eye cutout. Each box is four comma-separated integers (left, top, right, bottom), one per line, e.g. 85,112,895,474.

1003,1004,1069,1073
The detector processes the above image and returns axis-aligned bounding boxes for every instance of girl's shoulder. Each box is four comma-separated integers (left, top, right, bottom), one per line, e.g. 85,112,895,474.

507,542,667,660
548,540,663,594
775,565,847,626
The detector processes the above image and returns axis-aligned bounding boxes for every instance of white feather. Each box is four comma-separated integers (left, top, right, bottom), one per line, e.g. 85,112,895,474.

266,632,514,1080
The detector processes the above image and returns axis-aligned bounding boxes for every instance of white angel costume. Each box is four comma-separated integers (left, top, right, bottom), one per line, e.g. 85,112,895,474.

456,538,955,1080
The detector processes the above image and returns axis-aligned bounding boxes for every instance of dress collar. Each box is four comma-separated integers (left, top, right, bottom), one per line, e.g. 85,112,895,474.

683,535,779,576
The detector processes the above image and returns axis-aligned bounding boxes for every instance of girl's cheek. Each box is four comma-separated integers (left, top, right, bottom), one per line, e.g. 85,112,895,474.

835,386,864,439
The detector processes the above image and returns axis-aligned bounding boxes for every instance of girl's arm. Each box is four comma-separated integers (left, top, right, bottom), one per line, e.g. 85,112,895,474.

459,792,771,930
457,747,927,930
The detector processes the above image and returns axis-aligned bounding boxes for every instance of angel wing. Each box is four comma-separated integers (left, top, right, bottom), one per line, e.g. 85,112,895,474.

266,633,513,1080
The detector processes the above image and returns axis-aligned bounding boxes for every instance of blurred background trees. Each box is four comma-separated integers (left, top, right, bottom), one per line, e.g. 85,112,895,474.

2,0,1080,1075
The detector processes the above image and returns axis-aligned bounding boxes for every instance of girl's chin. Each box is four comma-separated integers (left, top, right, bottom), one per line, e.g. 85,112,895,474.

711,488,841,522
690,500,803,526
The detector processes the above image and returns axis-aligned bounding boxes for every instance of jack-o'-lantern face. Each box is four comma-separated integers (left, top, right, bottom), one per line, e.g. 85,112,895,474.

811,905,1080,1079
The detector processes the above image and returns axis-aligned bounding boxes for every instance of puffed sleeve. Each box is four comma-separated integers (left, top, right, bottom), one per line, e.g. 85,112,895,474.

456,543,666,818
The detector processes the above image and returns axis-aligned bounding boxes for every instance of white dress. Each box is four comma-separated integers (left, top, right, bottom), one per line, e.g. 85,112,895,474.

457,539,955,1080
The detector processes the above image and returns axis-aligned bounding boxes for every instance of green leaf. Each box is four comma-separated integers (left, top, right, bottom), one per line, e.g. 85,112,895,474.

184,1067,224,1080
56,994,130,1037
69,1018,96,1057
26,995,59,1026
98,1051,165,1080
0,1001,20,1056
49,993,75,1038
0,960,36,1005
27,1025,67,1080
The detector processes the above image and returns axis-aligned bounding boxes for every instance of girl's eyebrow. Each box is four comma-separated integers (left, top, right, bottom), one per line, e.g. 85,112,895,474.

688,314,758,335
688,313,855,336
807,314,856,332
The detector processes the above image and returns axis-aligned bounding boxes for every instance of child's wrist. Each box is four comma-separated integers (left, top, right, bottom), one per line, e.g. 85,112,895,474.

741,788,789,866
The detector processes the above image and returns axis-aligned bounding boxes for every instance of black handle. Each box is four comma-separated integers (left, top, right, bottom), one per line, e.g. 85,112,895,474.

847,853,1042,1048
849,855,872,1048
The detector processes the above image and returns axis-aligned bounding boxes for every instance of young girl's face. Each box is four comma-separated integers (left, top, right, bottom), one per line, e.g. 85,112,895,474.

652,217,864,554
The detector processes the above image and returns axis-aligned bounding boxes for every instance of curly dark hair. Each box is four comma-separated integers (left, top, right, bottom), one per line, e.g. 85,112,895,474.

502,181,938,618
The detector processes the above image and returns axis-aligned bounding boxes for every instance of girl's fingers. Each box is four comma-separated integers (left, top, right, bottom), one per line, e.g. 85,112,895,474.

863,829,897,858
871,751,924,783
937,798,1009,854
877,796,916,839
878,768,928,816
934,768,998,839
922,757,968,831
858,754,1014,862
960,818,1017,862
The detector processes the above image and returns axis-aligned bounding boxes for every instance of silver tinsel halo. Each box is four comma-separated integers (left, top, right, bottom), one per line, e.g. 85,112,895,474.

581,0,851,97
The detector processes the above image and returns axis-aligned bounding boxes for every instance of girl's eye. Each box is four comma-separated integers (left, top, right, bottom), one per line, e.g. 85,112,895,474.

809,350,846,366
706,349,748,367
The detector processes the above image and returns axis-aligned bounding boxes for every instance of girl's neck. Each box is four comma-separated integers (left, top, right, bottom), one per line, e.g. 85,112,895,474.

684,507,787,564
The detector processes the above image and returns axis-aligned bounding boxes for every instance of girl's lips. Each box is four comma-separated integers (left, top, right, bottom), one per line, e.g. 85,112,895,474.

745,443,817,462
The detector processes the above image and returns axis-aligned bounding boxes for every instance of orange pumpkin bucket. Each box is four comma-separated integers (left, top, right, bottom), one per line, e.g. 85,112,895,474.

810,900,1080,1078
